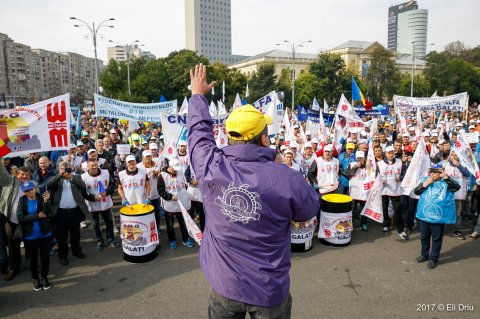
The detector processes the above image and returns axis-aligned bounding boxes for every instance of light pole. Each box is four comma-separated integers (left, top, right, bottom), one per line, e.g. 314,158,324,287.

277,40,312,108
70,17,115,95
108,40,141,95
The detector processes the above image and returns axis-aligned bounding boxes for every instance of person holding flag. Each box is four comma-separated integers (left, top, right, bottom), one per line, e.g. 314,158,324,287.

345,151,370,231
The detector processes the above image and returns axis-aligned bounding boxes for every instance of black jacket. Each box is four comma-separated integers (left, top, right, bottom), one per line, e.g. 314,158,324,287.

46,174,95,218
17,193,53,237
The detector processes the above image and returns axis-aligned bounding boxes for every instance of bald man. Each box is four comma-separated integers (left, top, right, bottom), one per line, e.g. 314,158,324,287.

33,156,58,188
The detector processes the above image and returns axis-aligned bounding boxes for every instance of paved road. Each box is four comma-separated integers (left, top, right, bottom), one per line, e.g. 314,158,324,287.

0,214,479,318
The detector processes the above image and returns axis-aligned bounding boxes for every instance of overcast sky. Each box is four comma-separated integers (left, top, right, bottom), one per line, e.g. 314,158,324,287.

1,0,478,62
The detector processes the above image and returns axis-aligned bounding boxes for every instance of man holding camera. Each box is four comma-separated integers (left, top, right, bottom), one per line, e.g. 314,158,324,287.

47,162,94,266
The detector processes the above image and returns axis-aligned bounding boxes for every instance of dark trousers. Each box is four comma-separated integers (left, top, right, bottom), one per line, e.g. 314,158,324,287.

419,220,445,263
407,197,419,231
164,211,190,243
91,209,114,243
208,288,292,319
352,200,368,226
24,236,51,279
382,195,403,232
189,201,205,232
0,215,8,268
151,198,163,230
4,219,21,271
56,208,83,259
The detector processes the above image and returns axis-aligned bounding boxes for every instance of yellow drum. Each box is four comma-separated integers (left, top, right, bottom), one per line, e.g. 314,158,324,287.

318,194,353,247
119,204,159,263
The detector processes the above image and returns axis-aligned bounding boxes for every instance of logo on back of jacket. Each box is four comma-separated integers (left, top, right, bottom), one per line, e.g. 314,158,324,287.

215,183,261,224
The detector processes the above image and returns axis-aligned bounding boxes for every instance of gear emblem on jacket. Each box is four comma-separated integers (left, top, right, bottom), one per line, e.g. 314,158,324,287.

215,183,261,224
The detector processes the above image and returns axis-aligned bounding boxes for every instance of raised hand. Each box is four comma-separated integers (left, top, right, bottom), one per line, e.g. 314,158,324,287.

190,63,216,96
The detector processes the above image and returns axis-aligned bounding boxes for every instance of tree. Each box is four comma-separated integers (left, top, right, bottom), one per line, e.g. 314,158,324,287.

444,41,468,58
398,74,431,97
276,68,292,107
294,72,321,106
365,47,401,103
209,62,248,107
248,64,277,102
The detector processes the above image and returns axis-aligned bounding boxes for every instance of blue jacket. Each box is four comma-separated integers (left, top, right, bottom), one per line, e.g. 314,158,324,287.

338,152,356,187
187,94,319,307
33,166,58,188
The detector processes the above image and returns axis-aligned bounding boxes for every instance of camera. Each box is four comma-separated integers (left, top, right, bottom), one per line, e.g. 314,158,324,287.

64,168,73,174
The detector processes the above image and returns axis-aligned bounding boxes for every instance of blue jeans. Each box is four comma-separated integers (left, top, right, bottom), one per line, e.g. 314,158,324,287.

419,220,445,263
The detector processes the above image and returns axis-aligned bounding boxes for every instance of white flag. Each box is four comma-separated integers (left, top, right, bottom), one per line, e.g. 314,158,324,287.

209,101,218,116
282,109,294,147
396,105,407,135
178,200,203,245
312,98,320,111
452,132,480,182
232,93,242,109
267,94,279,137
415,106,422,140
222,81,225,102
323,100,329,113
360,174,384,223
318,110,327,141
211,85,215,96
401,138,431,195
162,138,177,160
217,100,227,115
179,96,188,115
245,83,249,98
215,126,228,149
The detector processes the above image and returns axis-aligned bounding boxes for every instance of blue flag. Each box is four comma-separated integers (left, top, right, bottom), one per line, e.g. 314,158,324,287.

159,95,166,102
241,98,247,105
75,109,81,138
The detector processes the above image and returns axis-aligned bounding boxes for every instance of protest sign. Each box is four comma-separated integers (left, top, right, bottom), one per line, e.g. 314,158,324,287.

116,144,131,155
1,94,70,158
393,92,468,113
94,94,177,122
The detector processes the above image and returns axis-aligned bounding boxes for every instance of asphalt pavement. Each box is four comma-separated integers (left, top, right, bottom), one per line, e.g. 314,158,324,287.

0,212,479,319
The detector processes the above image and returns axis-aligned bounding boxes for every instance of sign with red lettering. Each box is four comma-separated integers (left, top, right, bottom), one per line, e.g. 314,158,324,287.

1,94,70,158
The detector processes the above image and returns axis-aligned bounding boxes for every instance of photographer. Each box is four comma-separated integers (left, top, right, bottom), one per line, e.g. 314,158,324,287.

47,161,94,266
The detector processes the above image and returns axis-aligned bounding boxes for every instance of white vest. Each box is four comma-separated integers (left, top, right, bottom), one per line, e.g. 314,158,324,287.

378,159,403,196
81,158,106,172
160,171,191,212
348,162,369,201
315,156,339,194
119,168,148,205
301,154,316,173
61,154,83,169
187,169,203,203
176,153,189,174
137,162,160,200
81,169,113,212
444,162,467,200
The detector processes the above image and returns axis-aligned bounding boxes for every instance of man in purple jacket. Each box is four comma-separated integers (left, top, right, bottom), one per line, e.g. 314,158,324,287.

188,64,319,318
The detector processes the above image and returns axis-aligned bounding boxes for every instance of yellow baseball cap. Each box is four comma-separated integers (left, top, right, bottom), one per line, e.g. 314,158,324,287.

225,105,273,141
346,143,355,149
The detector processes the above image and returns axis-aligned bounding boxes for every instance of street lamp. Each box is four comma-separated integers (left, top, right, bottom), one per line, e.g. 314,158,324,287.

108,39,141,95
70,17,115,95
277,40,312,108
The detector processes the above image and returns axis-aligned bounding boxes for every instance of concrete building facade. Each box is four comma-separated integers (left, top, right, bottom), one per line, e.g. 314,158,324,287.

0,33,100,107
107,45,143,63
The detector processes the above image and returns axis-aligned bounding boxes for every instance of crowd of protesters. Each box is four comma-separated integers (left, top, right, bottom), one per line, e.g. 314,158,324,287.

0,99,479,293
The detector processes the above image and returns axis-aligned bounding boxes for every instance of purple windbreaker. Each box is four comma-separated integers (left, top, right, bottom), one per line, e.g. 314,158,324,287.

187,95,319,307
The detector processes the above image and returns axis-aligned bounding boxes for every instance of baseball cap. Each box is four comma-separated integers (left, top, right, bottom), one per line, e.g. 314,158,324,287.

225,105,272,141
143,150,152,157
21,181,35,192
304,142,312,148
477,120,480,124
70,143,77,149
469,125,475,129
386,146,395,153
280,145,287,151
293,124,299,129
76,140,84,147
324,144,333,152
305,130,311,135
149,136,157,140
169,159,182,171
311,138,319,144
360,130,367,137
279,136,285,141
346,143,355,149
149,143,158,150
384,122,390,127
87,149,97,155
456,123,463,127
81,131,89,137
142,140,149,145
408,126,415,131
290,142,299,149
431,132,439,137
109,129,117,134
283,149,294,155
439,121,445,124
355,151,365,158
178,140,187,146
132,135,140,141
279,128,285,133
126,155,136,162
402,132,410,137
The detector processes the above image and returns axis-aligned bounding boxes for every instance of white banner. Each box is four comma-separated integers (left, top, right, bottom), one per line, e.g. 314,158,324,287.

318,211,353,245
1,94,70,158
179,200,203,245
251,91,283,125
94,94,177,122
452,132,480,182
116,144,131,155
360,174,384,223
394,92,468,112
401,139,431,195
